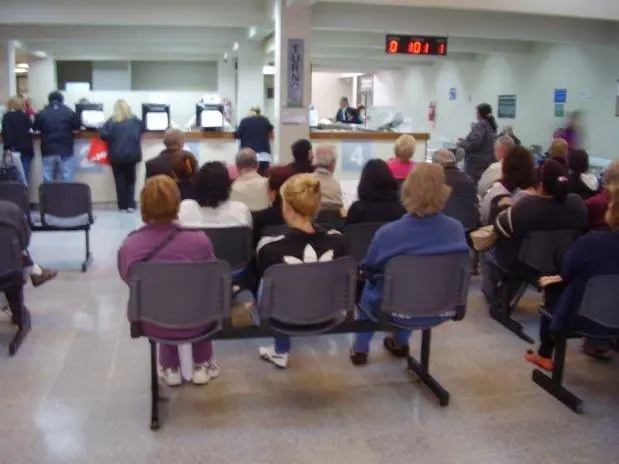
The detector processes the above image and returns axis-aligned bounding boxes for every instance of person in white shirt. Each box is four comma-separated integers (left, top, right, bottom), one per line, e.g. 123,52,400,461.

230,149,270,212
178,161,252,228
477,135,515,198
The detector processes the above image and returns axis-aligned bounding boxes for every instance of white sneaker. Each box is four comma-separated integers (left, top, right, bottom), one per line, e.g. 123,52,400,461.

207,360,220,379
259,346,289,369
192,363,211,385
160,367,182,386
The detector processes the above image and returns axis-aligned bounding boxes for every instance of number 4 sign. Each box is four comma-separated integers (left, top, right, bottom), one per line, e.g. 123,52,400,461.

341,141,372,172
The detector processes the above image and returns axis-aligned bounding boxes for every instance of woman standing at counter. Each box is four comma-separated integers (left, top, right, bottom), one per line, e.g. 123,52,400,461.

1,95,34,185
234,107,273,176
100,100,145,212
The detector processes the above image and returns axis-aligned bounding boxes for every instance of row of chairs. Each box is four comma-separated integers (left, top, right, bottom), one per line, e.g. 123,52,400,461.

0,181,94,272
130,252,471,430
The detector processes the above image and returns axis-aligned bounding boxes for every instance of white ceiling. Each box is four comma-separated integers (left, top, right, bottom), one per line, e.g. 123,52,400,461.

0,0,617,68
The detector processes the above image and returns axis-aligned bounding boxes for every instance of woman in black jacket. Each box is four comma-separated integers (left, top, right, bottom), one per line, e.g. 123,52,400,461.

1,95,34,185
345,159,405,224
100,100,144,211
568,149,599,200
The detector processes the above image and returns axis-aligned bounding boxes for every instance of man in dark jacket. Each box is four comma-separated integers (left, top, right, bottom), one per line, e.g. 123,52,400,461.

33,91,80,183
234,107,273,176
433,149,479,230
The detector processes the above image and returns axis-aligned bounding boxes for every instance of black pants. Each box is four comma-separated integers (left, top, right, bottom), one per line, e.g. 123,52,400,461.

111,162,137,210
538,283,565,358
0,274,25,325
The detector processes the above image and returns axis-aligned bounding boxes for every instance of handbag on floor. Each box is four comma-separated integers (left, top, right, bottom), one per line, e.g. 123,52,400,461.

0,150,21,182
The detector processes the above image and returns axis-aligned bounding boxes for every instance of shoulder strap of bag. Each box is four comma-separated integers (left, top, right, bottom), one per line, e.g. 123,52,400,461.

141,228,181,262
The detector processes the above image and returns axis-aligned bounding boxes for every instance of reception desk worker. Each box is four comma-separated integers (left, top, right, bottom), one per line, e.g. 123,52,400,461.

33,91,81,183
100,99,145,212
335,97,356,123
234,106,273,176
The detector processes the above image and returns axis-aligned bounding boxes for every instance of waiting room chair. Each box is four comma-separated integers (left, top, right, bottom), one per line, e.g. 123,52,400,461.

257,257,357,335
532,274,619,413
0,182,31,221
261,224,289,239
0,224,31,355
361,252,470,406
128,260,232,430
315,209,344,228
343,222,385,264
37,183,95,272
202,227,252,273
493,229,581,343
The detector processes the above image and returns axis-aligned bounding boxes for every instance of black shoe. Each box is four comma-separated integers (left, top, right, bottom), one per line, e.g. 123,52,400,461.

383,336,409,358
350,349,368,366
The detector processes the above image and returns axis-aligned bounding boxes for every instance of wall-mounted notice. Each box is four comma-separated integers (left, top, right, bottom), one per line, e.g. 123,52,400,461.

553,88,567,103
448,88,457,101
554,103,565,118
497,95,516,119
287,38,305,107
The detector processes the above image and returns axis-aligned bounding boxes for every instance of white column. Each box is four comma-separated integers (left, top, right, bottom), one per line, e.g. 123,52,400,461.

274,0,312,164
217,58,237,123
0,40,17,103
236,41,264,124
26,57,57,111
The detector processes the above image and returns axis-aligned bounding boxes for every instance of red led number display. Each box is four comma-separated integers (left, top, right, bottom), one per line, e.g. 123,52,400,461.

385,35,448,56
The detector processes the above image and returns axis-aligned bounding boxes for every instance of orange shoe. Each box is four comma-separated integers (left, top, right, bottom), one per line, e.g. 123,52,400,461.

525,349,554,371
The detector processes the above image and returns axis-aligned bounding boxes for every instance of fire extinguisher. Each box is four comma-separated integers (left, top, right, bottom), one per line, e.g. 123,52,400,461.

428,101,437,127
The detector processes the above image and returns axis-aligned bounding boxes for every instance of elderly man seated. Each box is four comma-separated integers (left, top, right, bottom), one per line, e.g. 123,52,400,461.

313,144,345,219
477,135,516,197
230,149,270,212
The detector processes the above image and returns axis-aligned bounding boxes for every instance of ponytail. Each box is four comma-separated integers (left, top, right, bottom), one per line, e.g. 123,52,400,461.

485,115,498,133
540,159,569,203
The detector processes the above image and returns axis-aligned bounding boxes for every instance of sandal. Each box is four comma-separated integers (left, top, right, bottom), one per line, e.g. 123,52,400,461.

525,349,554,371
383,336,410,358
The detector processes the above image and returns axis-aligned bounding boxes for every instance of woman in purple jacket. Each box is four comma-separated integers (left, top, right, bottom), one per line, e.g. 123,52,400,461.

117,175,219,387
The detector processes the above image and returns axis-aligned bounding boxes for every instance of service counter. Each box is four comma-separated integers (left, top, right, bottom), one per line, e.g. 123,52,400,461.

0,131,429,204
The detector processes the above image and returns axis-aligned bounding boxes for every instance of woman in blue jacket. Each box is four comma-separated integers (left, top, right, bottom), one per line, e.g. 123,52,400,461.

526,183,619,371
100,100,145,212
350,163,469,365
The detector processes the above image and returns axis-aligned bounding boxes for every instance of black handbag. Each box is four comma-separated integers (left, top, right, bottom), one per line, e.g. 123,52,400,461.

0,150,21,183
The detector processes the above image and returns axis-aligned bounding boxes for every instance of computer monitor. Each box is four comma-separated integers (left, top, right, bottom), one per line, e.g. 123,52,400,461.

142,103,170,132
196,103,224,131
76,103,104,130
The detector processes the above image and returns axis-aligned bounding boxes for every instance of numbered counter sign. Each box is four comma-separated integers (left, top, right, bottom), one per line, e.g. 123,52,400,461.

341,141,372,172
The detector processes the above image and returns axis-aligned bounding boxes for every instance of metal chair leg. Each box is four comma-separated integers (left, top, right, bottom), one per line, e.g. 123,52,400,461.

491,279,534,343
407,329,450,406
532,337,584,413
81,229,92,272
149,341,161,430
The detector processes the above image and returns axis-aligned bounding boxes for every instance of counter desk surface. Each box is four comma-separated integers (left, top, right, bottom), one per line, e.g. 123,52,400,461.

0,130,429,204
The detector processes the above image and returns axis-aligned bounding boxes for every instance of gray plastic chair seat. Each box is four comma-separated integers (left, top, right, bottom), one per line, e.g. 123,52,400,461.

576,274,619,332
381,252,470,321
128,260,232,341
518,230,581,275
202,227,252,271
343,222,385,264
259,257,357,332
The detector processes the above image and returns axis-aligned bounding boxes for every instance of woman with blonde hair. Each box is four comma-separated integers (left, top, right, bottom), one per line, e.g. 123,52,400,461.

255,173,348,368
387,134,416,181
1,95,33,184
100,99,145,211
117,175,220,386
350,163,469,365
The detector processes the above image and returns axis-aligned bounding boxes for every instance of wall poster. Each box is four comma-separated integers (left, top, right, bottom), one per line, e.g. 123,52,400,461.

286,38,305,107
497,95,516,119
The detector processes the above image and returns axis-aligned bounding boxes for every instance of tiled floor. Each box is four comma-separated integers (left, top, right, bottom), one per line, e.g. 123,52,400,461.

0,211,618,463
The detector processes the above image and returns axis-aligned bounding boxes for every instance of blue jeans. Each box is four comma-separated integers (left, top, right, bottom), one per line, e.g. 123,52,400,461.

353,303,447,354
20,155,32,186
42,155,75,182
252,282,290,354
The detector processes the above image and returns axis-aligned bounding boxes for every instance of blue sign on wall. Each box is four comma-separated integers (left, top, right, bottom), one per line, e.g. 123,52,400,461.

74,140,104,174
448,87,457,101
341,141,372,172
553,88,567,103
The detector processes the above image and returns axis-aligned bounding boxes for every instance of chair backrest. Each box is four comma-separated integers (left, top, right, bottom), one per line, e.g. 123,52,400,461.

577,274,619,330
0,182,29,216
202,227,252,270
518,230,580,275
381,252,470,319
128,260,231,329
260,257,357,325
316,209,343,227
343,222,385,263
443,192,479,231
39,182,93,222
0,223,24,280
